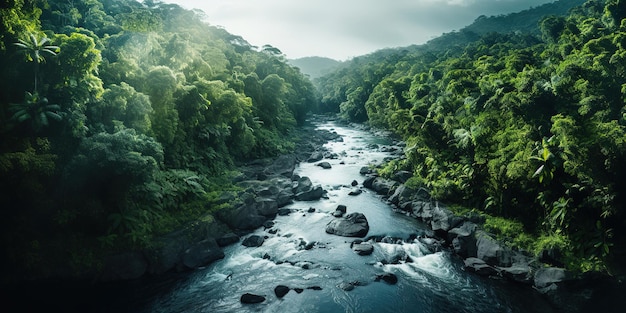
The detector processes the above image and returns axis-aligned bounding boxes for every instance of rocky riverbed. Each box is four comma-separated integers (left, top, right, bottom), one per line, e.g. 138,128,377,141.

8,115,622,313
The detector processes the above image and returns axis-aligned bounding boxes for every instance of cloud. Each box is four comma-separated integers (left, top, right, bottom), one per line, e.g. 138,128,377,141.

164,0,555,60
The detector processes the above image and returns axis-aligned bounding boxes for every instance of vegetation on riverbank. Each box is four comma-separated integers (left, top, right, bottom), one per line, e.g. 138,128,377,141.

0,0,316,282
317,0,626,273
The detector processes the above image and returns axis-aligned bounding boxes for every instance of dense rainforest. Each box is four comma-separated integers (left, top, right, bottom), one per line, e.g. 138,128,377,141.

0,0,317,282
317,0,626,273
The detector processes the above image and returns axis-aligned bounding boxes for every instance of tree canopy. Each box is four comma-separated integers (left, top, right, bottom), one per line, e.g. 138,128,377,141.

0,0,317,281
317,0,626,273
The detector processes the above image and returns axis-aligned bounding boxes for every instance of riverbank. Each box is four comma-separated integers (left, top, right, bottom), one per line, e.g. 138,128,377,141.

0,115,348,312
361,150,626,313
3,115,624,312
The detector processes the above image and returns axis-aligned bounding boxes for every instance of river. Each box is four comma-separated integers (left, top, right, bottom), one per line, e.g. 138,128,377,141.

129,120,556,313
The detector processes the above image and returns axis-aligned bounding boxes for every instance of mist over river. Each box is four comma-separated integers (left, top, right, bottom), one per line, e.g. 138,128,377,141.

124,120,555,313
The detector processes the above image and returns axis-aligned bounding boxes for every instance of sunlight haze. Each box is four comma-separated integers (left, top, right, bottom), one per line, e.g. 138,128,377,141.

163,0,557,60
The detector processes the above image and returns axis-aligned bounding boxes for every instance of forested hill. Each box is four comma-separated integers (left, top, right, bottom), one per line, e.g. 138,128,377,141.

317,0,626,273
288,56,343,79
0,0,316,282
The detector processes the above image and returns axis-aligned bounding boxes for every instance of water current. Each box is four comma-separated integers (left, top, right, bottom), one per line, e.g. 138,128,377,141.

133,120,556,313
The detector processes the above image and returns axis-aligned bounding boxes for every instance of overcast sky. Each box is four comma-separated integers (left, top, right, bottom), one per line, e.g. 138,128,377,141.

163,0,557,60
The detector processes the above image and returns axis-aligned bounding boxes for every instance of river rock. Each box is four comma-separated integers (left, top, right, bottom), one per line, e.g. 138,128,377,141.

325,212,369,237
476,231,513,267
333,205,347,217
293,176,325,201
348,188,362,196
351,180,359,186
338,282,356,291
448,221,478,258
307,151,324,163
278,208,292,216
240,293,266,304
500,264,533,284
392,170,412,183
369,177,397,196
265,154,297,178
293,176,313,194
317,161,332,169
534,267,570,293
388,185,413,205
463,257,500,276
430,204,463,233
242,235,265,247
359,166,371,175
182,239,225,269
216,202,266,230
376,273,398,285
295,185,325,201
351,241,374,255
274,285,290,298
256,198,279,217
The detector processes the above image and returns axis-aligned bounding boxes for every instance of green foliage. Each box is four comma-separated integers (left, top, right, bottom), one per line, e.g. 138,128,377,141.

8,91,62,132
0,0,318,278
316,0,626,272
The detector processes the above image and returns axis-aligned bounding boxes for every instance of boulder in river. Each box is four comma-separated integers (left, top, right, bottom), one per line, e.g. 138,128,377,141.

242,235,265,247
333,204,347,217
307,151,324,163
295,185,325,201
348,188,362,196
317,161,332,169
463,257,500,276
351,241,374,256
293,176,325,201
182,239,225,269
240,293,266,304
375,273,398,285
325,212,369,237
274,285,290,298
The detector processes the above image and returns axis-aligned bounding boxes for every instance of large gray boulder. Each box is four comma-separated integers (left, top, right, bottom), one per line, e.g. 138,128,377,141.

430,204,463,233
534,267,570,293
351,241,374,255
242,235,265,247
265,154,297,177
292,176,325,201
216,202,266,230
317,161,332,169
369,177,397,196
295,185,325,201
182,239,225,269
388,185,414,205
307,151,324,163
463,257,499,276
476,231,513,267
325,213,369,237
448,221,478,258
255,198,279,217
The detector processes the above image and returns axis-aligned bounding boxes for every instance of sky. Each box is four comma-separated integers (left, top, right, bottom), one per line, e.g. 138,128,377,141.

163,0,557,61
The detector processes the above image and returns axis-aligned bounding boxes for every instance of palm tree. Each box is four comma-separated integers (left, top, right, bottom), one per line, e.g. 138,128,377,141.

14,32,59,93
8,91,62,132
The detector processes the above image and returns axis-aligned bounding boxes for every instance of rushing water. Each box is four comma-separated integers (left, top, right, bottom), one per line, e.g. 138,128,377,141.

133,120,555,313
